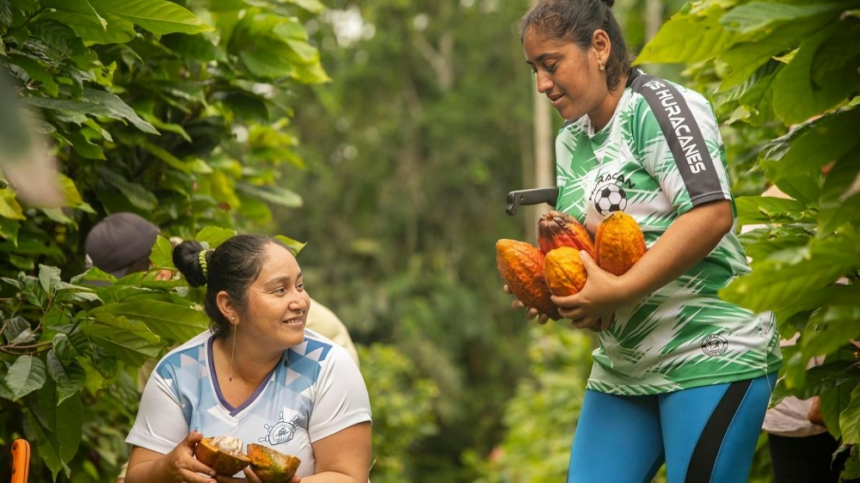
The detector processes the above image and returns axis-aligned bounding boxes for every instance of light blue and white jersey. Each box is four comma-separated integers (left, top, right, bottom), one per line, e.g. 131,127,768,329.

126,329,371,478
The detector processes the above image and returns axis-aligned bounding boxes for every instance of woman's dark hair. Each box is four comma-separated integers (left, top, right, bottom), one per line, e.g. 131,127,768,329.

519,0,631,91
173,234,293,338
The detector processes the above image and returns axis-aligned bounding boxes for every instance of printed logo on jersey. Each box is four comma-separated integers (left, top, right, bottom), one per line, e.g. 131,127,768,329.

590,173,635,216
701,334,729,357
259,412,300,445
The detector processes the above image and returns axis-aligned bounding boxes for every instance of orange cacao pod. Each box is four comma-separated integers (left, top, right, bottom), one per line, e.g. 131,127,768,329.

595,212,646,276
496,239,561,320
543,247,588,296
538,211,596,259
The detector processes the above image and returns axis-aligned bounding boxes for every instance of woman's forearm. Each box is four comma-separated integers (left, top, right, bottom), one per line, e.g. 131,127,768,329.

619,200,733,301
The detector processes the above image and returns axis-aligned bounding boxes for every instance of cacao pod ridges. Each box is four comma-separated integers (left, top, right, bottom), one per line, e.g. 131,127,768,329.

543,247,588,297
496,239,561,320
595,212,646,276
538,211,596,259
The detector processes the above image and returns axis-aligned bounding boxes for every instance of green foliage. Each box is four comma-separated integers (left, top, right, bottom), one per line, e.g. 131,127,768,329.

642,0,860,477
0,0,329,480
279,0,538,480
358,343,439,483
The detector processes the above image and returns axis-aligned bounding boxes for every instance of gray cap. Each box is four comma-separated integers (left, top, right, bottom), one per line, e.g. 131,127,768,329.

85,213,159,278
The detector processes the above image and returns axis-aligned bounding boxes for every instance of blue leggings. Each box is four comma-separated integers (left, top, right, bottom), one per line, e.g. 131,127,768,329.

567,373,777,483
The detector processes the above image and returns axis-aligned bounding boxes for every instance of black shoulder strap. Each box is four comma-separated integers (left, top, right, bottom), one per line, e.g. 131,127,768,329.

628,70,724,204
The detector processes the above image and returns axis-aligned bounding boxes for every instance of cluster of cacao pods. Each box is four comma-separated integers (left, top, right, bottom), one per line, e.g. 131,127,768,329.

496,211,646,320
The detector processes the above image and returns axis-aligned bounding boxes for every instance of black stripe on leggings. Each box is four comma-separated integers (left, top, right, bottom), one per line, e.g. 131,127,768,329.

685,379,752,483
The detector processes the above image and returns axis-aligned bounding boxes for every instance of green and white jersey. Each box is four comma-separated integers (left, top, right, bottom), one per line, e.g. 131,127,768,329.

555,74,781,396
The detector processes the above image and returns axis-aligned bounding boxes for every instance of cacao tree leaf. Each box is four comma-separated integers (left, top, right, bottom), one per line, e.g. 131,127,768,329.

52,333,76,364
141,140,192,173
41,208,76,227
818,152,860,233
161,33,226,62
720,2,840,35
3,316,31,344
26,377,82,478
38,264,61,295
26,407,70,479
237,182,302,208
239,48,297,79
636,4,737,65
0,217,20,246
836,382,860,443
275,234,306,255
46,350,86,405
772,359,860,405
8,53,59,97
89,0,213,35
284,0,326,14
149,235,176,270
195,225,236,248
802,306,860,363
22,92,158,134
272,17,308,41
292,61,331,84
0,188,26,220
98,168,158,211
79,266,118,285
54,290,102,304
772,24,860,124
718,13,832,90
735,195,815,226
822,382,855,440
82,313,164,366
60,130,105,160
41,0,107,31
89,297,208,343
89,344,118,379
740,225,813,263
5,355,46,400
720,231,859,313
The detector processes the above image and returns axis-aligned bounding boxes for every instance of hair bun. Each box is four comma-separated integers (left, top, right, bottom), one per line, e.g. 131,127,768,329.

602,0,615,7
173,240,208,287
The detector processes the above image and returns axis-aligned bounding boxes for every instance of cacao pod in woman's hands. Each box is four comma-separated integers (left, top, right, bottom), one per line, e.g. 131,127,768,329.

538,211,596,259
543,247,588,297
595,212,646,276
496,239,561,320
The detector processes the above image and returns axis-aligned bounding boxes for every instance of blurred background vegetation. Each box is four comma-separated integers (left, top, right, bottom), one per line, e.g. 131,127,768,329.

2,0,858,481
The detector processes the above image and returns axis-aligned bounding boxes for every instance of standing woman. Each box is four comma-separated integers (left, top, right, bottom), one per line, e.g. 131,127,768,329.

513,1,781,481
125,235,371,483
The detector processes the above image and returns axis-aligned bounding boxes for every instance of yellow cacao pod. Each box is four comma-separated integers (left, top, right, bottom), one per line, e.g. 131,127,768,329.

537,211,596,259
496,239,561,320
543,247,587,296
595,212,646,276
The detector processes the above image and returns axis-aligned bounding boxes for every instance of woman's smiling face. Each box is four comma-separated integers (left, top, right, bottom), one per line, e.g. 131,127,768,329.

523,27,611,123
240,243,310,351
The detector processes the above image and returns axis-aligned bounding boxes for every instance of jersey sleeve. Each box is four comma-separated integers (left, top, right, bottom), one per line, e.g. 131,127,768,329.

125,365,190,454
632,81,732,215
308,345,372,443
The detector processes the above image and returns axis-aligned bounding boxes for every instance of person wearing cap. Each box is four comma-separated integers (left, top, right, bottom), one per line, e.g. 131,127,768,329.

85,212,165,279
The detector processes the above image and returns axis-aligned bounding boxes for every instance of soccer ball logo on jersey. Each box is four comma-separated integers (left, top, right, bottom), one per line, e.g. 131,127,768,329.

593,183,628,216
260,412,300,445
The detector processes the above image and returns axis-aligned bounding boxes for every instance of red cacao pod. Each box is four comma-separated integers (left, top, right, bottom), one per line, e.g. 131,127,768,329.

538,211,596,259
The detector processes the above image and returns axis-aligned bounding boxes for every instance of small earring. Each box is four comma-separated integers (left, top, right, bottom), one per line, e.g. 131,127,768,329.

598,63,605,72
229,321,236,382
